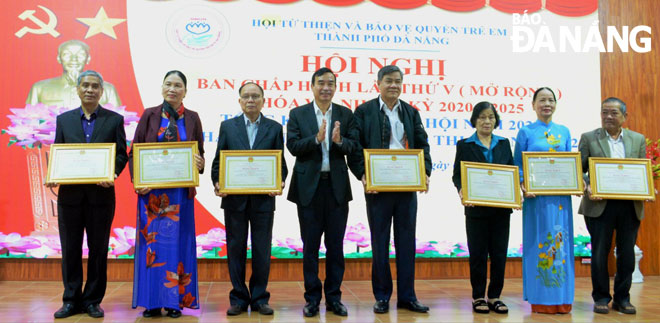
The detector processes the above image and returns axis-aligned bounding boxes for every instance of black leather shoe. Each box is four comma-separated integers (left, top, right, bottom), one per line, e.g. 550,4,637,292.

85,304,104,318
397,300,429,313
166,308,182,318
252,303,274,315
303,302,319,317
326,301,348,316
143,308,162,317
613,301,636,314
373,300,389,313
226,305,246,316
54,303,80,318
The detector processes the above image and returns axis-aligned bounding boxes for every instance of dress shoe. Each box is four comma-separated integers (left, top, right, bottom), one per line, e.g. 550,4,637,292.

143,308,162,317
593,302,609,314
85,304,104,318
373,300,389,313
613,301,636,314
397,300,429,313
226,304,246,316
303,302,319,317
54,303,80,319
326,301,348,316
166,308,182,318
252,303,274,315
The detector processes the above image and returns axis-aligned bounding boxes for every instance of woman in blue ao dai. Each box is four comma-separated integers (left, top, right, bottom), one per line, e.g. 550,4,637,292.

514,87,574,314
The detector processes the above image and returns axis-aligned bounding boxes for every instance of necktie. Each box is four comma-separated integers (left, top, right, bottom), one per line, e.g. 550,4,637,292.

381,109,391,149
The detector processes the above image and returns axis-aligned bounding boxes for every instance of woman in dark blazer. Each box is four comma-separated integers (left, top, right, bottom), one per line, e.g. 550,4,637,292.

129,70,205,318
452,102,513,314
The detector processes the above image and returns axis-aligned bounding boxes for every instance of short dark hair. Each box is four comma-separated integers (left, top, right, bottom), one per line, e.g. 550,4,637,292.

163,70,187,88
532,87,556,103
238,82,264,96
470,101,501,128
602,97,627,115
377,65,403,81
311,67,336,84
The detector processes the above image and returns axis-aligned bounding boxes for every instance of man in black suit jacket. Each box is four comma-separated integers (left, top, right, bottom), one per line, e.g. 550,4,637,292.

48,71,128,319
347,65,432,314
211,82,288,316
286,68,358,317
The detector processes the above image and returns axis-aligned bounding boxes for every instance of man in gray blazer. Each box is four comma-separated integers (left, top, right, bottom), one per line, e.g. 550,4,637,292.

578,97,646,315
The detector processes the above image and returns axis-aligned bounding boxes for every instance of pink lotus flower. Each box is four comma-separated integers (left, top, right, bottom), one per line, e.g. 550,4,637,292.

196,228,226,250
344,223,370,248
276,238,304,253
415,240,436,254
455,242,469,257
3,103,140,147
110,226,136,256
28,235,62,258
0,232,42,255
434,240,456,255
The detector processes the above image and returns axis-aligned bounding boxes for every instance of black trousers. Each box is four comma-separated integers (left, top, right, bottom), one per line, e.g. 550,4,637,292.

585,200,640,304
58,198,115,307
224,198,274,307
465,214,510,300
297,176,349,304
366,192,417,302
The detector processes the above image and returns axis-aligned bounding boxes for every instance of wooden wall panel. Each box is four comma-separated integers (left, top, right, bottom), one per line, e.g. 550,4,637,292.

599,0,660,276
0,258,592,281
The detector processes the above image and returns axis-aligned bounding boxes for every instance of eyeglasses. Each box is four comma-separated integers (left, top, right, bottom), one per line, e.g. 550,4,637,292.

477,116,496,121
240,94,262,101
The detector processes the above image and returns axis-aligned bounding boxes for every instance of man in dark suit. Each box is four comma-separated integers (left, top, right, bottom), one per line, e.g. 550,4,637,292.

211,82,288,316
48,70,128,319
347,65,432,314
578,97,647,315
286,68,358,317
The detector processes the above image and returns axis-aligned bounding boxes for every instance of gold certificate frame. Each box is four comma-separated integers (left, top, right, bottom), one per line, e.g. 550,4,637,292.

46,143,116,184
218,150,282,194
133,141,199,189
460,161,521,208
589,157,655,201
522,151,584,195
364,149,427,192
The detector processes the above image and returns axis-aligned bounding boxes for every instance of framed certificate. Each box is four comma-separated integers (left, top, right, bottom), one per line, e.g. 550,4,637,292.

46,143,116,184
132,141,199,189
218,150,282,194
364,149,427,192
460,161,522,208
522,152,584,195
589,157,655,200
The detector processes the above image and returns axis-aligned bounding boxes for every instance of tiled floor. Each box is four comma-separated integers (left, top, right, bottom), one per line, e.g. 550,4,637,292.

1,277,659,322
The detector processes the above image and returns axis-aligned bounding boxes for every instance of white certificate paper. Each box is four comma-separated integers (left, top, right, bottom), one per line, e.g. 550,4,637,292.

50,148,111,180
138,148,193,183
466,168,516,203
224,156,276,188
595,163,649,195
369,155,421,186
527,157,579,190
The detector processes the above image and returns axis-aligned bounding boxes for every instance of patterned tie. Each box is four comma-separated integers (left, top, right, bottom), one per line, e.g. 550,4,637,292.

381,109,391,149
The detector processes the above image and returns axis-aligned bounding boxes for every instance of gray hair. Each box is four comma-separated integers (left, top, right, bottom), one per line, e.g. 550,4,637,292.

377,65,404,81
77,70,104,88
602,97,627,115
58,39,90,55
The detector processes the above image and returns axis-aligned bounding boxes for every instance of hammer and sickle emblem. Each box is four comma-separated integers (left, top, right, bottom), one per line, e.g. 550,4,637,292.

15,5,60,38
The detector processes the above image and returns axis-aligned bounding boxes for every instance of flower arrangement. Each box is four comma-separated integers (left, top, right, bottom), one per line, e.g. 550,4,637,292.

646,138,660,179
2,103,139,148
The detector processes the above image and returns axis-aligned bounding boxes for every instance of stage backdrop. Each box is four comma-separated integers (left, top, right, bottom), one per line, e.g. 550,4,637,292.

1,0,600,259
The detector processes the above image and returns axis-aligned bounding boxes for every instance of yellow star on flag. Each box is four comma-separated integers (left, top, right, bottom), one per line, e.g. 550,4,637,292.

76,7,126,39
